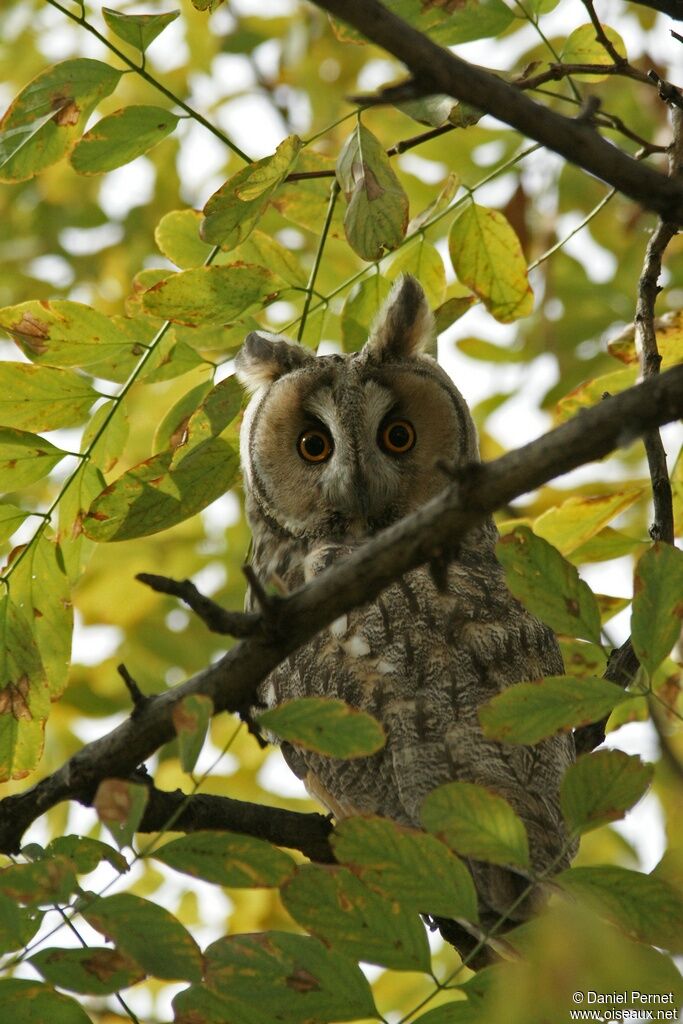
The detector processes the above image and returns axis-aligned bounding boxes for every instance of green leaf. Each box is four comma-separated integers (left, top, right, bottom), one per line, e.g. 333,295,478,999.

496,526,602,642
170,375,243,466
0,894,42,954
341,276,392,352
556,865,683,953
281,865,430,972
152,831,295,887
386,236,447,308
448,202,533,322
258,697,386,758
631,543,683,676
83,436,239,541
609,309,683,368
0,363,98,431
71,105,180,174
81,398,129,474
414,1005,478,1024
141,263,283,326
82,892,203,981
421,781,530,869
0,594,49,782
93,779,149,849
29,946,146,995
0,855,78,906
0,300,140,376
533,489,644,556
11,536,73,699
0,980,92,1023
55,462,105,584
102,7,180,51
0,427,67,491
204,931,377,1022
556,367,637,421
333,0,513,46
173,693,214,771
569,526,647,565
408,171,460,233
201,135,303,248
0,503,29,545
44,835,128,875
271,151,344,237
172,986,264,1024
336,123,409,261
560,750,654,835
456,336,528,363
561,23,627,80
478,675,634,745
332,816,479,921
155,208,211,268
0,58,123,182
153,381,213,455
397,94,457,128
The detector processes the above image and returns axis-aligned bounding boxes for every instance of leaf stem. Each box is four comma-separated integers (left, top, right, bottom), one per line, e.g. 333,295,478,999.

297,180,340,342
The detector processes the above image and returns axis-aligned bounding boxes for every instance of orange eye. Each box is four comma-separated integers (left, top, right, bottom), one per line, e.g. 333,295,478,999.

297,428,333,463
380,419,416,454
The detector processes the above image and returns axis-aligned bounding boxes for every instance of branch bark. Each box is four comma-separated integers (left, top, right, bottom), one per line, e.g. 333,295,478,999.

308,0,683,223
1,365,682,854
138,785,335,863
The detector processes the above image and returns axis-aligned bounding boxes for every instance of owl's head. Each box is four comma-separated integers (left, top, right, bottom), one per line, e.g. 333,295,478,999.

236,275,479,541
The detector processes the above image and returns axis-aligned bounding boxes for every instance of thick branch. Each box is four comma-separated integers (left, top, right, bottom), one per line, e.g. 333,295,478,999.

1,365,682,853
139,786,334,863
308,0,683,222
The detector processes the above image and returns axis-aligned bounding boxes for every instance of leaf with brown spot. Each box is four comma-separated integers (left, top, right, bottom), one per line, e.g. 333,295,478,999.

336,123,408,261
203,930,377,1020
29,946,146,995
632,543,683,675
281,864,430,971
0,58,122,182
173,694,214,772
496,525,602,642
479,675,633,745
94,779,149,849
0,594,49,781
0,299,142,379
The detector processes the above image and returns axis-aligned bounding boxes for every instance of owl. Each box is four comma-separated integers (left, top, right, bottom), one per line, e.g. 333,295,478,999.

236,275,576,955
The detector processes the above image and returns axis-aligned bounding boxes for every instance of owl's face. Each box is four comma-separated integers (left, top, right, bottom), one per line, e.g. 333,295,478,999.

236,276,479,542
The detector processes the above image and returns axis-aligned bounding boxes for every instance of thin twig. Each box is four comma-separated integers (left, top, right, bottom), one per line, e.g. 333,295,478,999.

297,180,340,341
581,0,629,66
136,573,260,637
635,106,682,544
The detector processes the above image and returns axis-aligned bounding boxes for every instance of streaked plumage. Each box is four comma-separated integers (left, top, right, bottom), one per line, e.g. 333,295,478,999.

236,276,575,943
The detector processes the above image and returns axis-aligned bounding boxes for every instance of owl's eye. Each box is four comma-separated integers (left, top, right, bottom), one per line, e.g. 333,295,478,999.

297,428,333,463
379,419,416,454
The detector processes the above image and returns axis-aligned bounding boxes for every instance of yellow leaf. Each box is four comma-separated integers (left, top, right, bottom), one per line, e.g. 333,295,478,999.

534,488,645,556
448,202,533,322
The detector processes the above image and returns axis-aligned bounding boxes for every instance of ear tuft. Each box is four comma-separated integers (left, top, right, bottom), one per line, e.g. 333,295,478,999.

235,331,315,393
365,275,434,361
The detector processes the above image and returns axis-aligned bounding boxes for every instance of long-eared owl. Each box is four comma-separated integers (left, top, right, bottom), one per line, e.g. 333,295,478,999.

236,275,576,944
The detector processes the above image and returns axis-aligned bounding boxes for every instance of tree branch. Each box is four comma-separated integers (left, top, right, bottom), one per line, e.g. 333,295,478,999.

138,786,335,863
0,366,682,854
308,0,683,222
636,106,682,545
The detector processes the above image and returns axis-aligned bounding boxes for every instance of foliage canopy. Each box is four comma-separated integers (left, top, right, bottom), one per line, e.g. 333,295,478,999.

0,0,682,1021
